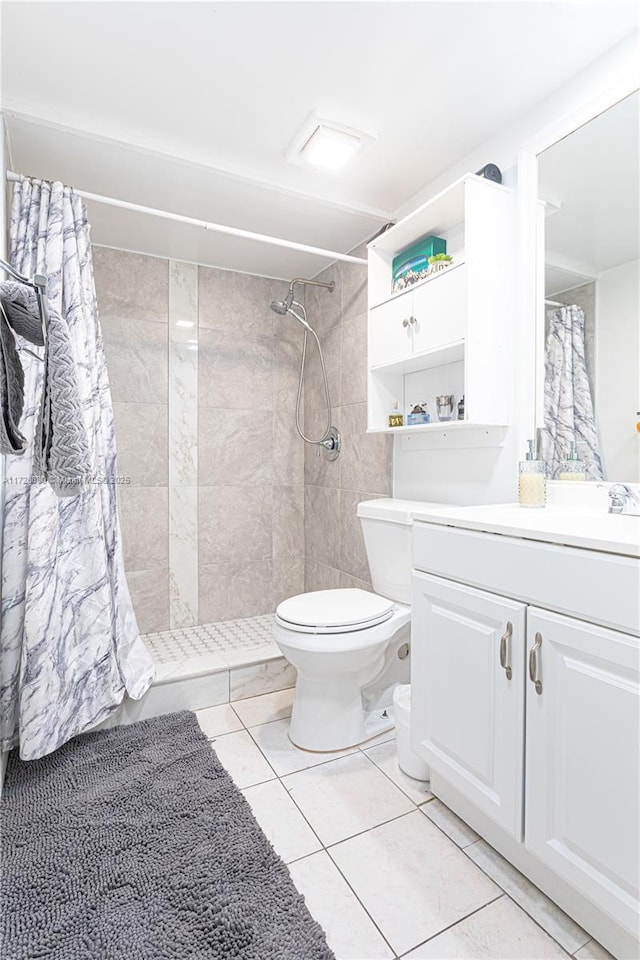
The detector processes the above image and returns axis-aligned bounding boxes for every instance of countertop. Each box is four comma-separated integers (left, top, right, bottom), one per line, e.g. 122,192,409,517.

410,503,640,558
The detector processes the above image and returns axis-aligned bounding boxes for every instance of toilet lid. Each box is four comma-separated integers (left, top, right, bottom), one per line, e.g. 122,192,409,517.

276,589,394,633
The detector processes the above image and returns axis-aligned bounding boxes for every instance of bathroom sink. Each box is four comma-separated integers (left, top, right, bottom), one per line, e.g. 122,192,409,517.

410,502,640,558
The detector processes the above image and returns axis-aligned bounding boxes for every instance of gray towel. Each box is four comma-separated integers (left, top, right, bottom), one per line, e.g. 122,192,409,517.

0,301,27,455
0,280,91,495
0,282,45,347
34,307,91,497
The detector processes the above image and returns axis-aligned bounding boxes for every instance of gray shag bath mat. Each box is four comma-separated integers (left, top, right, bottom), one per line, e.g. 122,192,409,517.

1,710,335,960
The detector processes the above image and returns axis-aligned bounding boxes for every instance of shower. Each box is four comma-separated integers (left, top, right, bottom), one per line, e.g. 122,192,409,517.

270,277,340,460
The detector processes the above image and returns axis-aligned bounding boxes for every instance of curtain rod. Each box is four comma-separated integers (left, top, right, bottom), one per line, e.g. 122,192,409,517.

6,171,368,266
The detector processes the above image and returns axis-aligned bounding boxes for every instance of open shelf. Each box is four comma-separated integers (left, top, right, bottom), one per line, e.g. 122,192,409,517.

370,260,466,310
367,419,505,435
370,340,464,377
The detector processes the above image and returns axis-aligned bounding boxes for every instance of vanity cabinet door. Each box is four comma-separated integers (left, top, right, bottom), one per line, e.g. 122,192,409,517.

411,572,526,839
368,291,414,366
525,607,640,940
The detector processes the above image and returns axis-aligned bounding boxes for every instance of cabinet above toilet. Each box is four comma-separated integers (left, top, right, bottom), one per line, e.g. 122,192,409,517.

366,174,515,448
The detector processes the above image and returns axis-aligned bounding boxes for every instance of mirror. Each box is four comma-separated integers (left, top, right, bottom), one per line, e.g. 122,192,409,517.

537,90,639,482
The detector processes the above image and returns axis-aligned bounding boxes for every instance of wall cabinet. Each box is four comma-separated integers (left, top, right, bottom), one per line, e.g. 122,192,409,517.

369,264,467,368
367,174,514,438
411,527,640,958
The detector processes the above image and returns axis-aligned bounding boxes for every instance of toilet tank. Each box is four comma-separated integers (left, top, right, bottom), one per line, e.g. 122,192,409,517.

357,499,446,605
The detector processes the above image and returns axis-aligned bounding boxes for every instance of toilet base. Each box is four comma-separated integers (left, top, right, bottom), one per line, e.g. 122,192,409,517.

288,670,397,752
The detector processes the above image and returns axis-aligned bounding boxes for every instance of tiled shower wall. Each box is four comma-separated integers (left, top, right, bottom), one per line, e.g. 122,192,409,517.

94,248,305,633
303,247,394,592
94,243,393,633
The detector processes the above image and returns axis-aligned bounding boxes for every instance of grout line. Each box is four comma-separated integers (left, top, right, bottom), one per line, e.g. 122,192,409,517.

427,825,590,957
322,847,399,958
321,807,422,854
360,740,435,808
394,894,506,958
201,700,594,958
244,721,359,777
224,706,414,957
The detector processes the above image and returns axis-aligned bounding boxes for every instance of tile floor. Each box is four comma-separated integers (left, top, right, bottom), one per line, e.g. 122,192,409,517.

195,691,614,960
144,613,276,664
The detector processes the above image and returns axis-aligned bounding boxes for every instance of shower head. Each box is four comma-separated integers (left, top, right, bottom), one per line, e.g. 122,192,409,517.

270,275,335,319
269,289,313,331
270,299,289,315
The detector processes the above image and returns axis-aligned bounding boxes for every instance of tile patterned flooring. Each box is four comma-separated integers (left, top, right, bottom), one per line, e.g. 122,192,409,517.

144,613,277,664
196,692,614,960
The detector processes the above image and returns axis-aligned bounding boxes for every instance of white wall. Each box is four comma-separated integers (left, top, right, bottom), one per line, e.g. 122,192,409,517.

596,259,640,481
393,34,639,505
394,34,639,221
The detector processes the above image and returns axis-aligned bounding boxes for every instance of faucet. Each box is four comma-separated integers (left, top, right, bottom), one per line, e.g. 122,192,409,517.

608,484,640,517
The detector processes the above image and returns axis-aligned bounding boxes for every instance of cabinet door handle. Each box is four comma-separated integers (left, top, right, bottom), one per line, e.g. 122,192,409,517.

529,632,543,694
500,621,513,680
402,318,410,328
409,315,417,325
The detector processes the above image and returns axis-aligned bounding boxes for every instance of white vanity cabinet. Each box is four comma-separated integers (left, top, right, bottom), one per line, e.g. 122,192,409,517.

411,572,526,839
411,519,640,959
525,607,640,937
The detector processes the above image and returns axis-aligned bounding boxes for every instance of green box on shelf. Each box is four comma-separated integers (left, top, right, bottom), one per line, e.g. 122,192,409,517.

392,235,447,287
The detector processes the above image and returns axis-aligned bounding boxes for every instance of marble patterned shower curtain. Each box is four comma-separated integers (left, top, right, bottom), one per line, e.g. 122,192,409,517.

542,303,604,480
0,177,154,760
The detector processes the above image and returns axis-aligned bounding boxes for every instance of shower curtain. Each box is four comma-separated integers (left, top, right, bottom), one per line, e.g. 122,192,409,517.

0,177,154,761
542,303,603,480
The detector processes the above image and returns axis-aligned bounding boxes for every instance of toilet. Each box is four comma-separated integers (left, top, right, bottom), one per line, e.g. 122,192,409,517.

274,498,440,752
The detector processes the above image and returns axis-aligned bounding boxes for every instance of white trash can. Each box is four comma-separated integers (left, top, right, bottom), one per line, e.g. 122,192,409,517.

393,684,430,782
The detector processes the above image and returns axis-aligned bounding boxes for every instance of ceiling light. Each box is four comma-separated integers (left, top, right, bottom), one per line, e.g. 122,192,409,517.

301,125,362,170
287,115,375,173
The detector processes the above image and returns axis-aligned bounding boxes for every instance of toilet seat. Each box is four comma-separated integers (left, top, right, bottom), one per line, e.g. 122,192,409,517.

276,588,394,634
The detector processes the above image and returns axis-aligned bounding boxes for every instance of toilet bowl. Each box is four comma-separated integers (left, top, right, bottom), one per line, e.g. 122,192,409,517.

274,498,443,752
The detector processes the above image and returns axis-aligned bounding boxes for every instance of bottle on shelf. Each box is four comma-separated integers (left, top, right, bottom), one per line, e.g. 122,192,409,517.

558,442,586,481
518,438,546,508
388,401,404,428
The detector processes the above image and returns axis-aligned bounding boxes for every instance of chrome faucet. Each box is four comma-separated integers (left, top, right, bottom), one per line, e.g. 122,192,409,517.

608,484,640,517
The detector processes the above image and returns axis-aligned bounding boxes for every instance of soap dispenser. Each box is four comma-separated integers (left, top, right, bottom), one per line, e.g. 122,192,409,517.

558,442,586,481
519,438,547,508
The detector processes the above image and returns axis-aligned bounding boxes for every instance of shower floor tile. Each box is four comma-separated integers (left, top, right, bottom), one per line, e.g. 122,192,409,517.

142,613,279,667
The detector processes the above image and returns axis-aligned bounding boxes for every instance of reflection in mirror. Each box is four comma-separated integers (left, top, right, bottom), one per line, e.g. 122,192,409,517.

538,91,639,482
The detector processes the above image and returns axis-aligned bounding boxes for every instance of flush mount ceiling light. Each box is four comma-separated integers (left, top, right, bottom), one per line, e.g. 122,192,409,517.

286,115,375,173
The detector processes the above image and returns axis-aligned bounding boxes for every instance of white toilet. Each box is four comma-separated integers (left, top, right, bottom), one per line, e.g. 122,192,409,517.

274,498,439,752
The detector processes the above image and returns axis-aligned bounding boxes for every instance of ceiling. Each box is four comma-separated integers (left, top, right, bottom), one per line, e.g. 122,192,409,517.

1,1,638,278
540,90,639,293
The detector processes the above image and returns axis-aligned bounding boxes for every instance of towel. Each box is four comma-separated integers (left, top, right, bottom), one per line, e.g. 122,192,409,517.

0,301,27,455
0,280,91,496
0,281,45,347
34,307,91,497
